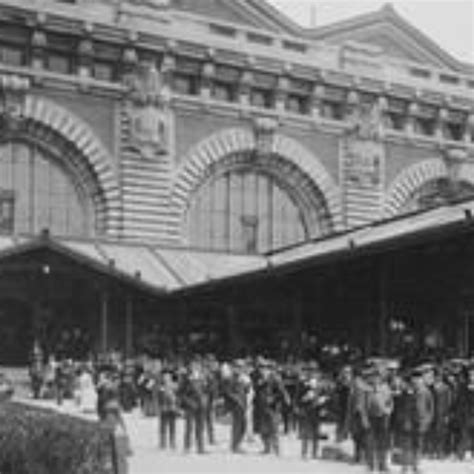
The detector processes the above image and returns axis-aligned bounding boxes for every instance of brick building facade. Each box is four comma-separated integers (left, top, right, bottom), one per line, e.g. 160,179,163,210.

0,0,473,361
1,0,473,251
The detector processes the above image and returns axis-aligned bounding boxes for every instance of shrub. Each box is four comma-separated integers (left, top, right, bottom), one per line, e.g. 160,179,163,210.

0,402,111,474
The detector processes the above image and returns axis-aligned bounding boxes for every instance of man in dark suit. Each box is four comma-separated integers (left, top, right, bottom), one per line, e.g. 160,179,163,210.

179,361,207,454
222,360,248,453
347,366,371,465
157,369,179,450
396,367,434,473
366,367,394,473
297,367,327,459
431,368,452,458
255,361,289,455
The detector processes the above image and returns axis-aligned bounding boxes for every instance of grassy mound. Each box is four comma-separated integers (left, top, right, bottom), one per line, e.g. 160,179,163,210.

0,402,111,474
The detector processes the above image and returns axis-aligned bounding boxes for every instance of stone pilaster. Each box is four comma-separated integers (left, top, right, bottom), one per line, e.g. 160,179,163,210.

119,56,179,243
239,70,252,108
31,30,47,71
201,61,215,102
311,84,324,120
77,38,94,79
275,76,289,114
340,98,386,228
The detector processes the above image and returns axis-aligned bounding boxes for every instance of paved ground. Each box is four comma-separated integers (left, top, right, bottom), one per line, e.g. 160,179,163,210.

20,398,474,474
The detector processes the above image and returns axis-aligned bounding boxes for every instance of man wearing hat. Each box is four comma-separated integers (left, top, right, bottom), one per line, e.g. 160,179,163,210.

102,398,132,474
254,361,289,455
365,365,393,473
179,360,207,454
346,365,371,465
396,367,434,473
298,366,326,459
157,369,179,450
222,360,248,453
430,367,452,459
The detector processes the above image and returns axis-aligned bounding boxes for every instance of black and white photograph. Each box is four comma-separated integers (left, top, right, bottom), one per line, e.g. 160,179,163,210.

0,0,473,473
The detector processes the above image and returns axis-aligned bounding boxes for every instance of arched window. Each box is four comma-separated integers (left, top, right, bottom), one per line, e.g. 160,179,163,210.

185,167,313,253
0,141,93,236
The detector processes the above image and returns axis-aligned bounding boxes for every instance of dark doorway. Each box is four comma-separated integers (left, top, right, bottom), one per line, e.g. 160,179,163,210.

0,299,33,366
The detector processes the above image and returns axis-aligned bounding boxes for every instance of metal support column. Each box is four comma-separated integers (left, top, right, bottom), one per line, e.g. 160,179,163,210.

292,290,303,354
379,258,389,356
226,304,239,356
100,290,109,355
125,295,134,359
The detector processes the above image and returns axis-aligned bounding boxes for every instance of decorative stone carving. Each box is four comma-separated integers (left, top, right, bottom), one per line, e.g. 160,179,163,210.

346,99,385,141
345,140,383,187
126,61,170,160
252,117,278,158
0,74,30,133
343,100,385,188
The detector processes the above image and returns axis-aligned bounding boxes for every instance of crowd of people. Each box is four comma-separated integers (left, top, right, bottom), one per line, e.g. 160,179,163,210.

27,348,474,473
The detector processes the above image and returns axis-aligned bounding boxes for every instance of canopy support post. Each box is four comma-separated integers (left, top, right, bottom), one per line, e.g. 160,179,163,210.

100,290,109,355
125,294,134,359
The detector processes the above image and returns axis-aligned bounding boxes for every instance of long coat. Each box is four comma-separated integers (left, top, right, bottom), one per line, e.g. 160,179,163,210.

394,384,434,434
255,377,289,437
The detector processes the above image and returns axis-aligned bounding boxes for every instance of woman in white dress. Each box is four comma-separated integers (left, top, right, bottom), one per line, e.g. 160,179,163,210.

78,367,98,413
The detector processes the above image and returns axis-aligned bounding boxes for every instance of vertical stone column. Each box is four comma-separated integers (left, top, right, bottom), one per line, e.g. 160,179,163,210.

405,101,419,136
77,38,94,79
311,84,324,120
31,30,47,71
464,112,474,144
161,53,176,96
275,76,288,114
201,61,215,102
435,107,449,141
239,71,253,108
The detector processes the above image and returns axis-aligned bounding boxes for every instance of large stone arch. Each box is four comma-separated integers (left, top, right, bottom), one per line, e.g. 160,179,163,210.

170,128,343,239
384,158,474,217
16,95,122,236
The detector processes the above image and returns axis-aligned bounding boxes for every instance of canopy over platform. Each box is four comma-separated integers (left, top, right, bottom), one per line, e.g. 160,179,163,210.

0,199,473,361
0,198,473,296
0,233,267,296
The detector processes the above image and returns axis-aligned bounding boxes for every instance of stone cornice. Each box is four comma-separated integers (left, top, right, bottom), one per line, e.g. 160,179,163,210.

0,0,472,103
171,93,474,153
0,63,126,97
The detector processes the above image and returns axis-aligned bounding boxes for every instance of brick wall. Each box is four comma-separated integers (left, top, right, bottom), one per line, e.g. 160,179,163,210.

39,89,118,174
174,110,246,166
385,142,440,186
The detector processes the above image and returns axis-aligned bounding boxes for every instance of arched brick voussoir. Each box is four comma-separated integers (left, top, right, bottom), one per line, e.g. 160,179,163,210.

21,95,121,232
271,134,342,226
383,158,448,217
170,128,342,230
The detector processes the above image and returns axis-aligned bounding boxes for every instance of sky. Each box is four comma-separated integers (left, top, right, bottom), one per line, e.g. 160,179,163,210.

267,0,474,64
